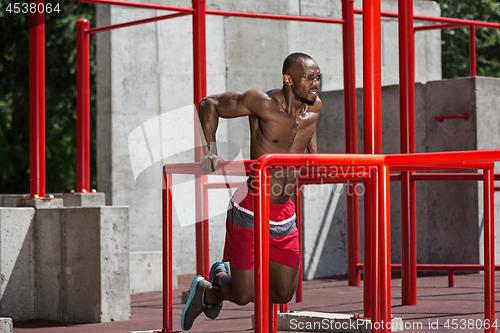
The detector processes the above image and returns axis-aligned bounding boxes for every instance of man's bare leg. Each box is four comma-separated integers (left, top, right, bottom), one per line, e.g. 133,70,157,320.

205,260,299,306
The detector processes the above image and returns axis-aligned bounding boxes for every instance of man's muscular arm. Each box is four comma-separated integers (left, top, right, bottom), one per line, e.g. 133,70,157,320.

198,89,269,173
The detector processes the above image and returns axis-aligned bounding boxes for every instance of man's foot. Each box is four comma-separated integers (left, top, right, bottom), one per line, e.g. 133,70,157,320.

204,261,230,319
181,275,211,330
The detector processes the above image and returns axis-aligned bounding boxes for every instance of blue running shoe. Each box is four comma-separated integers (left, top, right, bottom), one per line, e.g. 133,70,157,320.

204,261,229,319
181,275,211,330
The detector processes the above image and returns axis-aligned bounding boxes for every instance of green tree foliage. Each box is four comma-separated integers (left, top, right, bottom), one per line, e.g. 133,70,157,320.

0,1,96,194
435,0,500,78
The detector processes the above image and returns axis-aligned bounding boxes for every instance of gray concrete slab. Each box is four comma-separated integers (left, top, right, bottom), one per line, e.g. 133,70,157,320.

16,198,64,209
54,193,106,207
0,318,12,333
0,208,36,321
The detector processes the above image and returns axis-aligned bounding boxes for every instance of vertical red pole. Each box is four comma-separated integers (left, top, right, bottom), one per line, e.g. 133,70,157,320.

279,303,288,313
379,164,391,333
193,0,210,279
470,24,476,77
269,303,278,333
77,19,90,193
294,183,303,303
363,0,382,320
29,0,46,199
254,164,270,333
399,0,417,306
162,171,179,332
370,170,380,333
483,168,495,332
342,0,361,287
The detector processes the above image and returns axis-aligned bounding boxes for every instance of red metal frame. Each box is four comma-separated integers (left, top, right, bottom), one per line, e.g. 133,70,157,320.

77,19,90,193
30,5,46,199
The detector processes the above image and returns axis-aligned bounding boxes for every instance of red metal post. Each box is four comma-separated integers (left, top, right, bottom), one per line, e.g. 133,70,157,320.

294,183,303,303
363,0,382,319
379,164,391,333
399,0,417,306
370,170,380,333
161,171,181,333
193,0,210,279
279,303,288,313
77,19,90,193
254,164,270,333
470,24,476,77
29,1,46,199
342,0,361,287
269,303,278,333
483,168,495,332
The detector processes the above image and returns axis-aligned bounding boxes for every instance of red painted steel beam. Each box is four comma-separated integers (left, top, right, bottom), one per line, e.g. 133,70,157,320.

470,25,476,77
68,0,194,13
87,12,190,34
484,168,495,332
77,19,90,193
206,9,344,24
203,181,244,189
342,0,361,288
192,0,210,280
30,2,46,199
294,184,303,303
363,0,382,322
161,171,181,333
353,7,500,29
399,0,417,307
384,150,500,166
379,165,391,333
414,23,468,32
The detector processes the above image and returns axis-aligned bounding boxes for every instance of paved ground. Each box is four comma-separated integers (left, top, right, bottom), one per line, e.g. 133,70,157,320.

13,272,500,332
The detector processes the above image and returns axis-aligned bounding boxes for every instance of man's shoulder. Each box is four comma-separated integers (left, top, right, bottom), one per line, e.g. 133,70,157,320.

243,89,281,112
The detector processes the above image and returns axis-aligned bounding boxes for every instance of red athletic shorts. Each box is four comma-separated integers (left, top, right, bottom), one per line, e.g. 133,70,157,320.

222,183,300,270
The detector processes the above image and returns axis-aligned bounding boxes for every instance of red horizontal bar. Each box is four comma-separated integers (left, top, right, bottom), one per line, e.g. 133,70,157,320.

414,23,468,32
385,150,500,167
354,8,500,30
298,178,365,186
68,0,195,13
434,112,470,122
87,12,190,34
204,181,244,189
357,263,500,272
412,173,500,181
495,186,500,192
391,161,494,172
206,9,344,24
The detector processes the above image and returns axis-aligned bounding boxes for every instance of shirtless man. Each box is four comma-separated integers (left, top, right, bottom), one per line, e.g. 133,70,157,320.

181,52,322,330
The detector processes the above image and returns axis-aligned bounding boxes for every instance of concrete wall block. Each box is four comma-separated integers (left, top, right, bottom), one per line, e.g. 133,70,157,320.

0,208,36,321
35,208,63,321
130,251,165,294
57,193,106,207
0,318,12,333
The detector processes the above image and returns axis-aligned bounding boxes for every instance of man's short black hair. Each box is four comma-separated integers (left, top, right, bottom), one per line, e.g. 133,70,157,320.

282,52,313,76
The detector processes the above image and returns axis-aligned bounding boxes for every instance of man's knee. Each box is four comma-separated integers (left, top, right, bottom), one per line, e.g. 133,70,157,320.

232,291,254,306
270,286,296,304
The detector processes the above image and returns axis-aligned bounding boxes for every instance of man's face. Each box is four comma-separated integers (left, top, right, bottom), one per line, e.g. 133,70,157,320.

289,58,321,105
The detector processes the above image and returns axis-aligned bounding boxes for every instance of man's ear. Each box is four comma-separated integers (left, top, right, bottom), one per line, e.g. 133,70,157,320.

283,74,292,86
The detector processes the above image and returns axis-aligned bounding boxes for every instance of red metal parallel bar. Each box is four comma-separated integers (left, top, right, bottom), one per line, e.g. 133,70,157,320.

269,303,278,333
279,303,288,313
384,150,500,166
77,19,90,193
87,12,190,34
370,169,380,332
294,184,303,303
68,0,195,13
30,5,46,199
161,172,181,333
379,165,391,333
392,162,494,172
206,9,344,24
399,0,417,307
353,7,500,29
363,0,382,322
470,25,476,77
192,0,210,280
357,263,500,271
411,173,500,181
434,112,470,122
414,22,468,32
484,168,495,332
342,0,361,288
495,186,500,192
254,164,270,333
